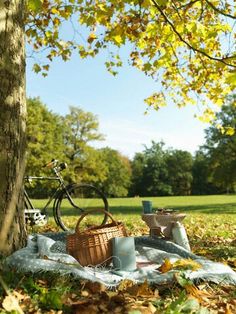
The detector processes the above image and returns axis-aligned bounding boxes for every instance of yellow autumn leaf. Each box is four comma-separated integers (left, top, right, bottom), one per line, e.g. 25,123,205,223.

87,33,97,44
225,72,236,87
213,98,224,107
225,127,235,136
225,304,233,314
117,279,134,291
51,7,60,15
185,284,211,302
53,17,60,26
173,259,202,271
155,0,169,7
113,34,123,45
158,258,173,273
142,0,152,8
136,280,154,297
198,108,216,123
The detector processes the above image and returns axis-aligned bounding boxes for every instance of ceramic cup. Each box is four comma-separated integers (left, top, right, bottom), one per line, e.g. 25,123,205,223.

142,200,153,214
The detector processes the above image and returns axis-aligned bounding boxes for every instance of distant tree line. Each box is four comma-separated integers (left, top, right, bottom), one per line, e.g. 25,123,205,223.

26,97,236,198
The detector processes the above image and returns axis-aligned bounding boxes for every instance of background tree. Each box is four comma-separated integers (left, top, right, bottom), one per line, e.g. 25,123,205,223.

131,142,172,196
191,150,219,195
69,146,107,186
99,148,131,197
26,97,64,174
62,106,105,183
63,106,104,162
202,100,236,193
26,100,107,192
25,97,65,197
166,149,193,196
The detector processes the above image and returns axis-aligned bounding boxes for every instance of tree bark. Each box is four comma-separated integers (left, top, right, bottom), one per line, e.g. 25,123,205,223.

0,0,27,255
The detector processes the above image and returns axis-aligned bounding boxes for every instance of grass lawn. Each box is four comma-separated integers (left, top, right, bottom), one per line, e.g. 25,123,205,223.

31,194,236,263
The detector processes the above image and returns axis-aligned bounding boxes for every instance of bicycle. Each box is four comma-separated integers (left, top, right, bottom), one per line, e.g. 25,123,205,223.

24,159,109,231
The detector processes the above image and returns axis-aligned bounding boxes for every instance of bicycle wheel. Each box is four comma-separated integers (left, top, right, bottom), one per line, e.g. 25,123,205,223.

54,183,109,231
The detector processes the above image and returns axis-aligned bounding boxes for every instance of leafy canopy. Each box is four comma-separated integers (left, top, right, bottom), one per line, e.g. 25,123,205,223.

26,0,236,126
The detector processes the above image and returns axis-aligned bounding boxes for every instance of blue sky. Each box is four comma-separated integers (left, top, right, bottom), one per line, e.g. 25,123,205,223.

26,50,207,158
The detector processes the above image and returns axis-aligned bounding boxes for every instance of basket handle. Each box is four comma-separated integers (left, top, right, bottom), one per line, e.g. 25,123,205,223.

75,209,117,234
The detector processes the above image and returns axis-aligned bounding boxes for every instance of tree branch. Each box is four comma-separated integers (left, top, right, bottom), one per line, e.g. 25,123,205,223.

173,0,200,10
151,0,236,68
205,0,236,20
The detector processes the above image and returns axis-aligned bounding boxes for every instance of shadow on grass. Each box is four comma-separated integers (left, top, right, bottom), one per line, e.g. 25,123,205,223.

109,203,236,215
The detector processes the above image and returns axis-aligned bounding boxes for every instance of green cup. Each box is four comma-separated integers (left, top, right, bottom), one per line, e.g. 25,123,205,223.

142,200,153,214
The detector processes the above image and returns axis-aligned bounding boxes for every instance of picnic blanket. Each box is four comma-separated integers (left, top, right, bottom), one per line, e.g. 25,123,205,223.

5,233,236,287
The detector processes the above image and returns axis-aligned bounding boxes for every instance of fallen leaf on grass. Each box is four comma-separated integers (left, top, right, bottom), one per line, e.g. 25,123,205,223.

84,281,106,293
2,295,24,314
74,304,98,314
126,280,156,297
13,290,25,301
65,297,93,306
110,294,126,305
185,284,211,303
117,279,135,291
225,303,233,314
81,289,90,297
226,258,236,269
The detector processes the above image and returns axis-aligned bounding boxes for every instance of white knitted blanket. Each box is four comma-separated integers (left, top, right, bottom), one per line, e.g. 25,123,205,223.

5,233,236,287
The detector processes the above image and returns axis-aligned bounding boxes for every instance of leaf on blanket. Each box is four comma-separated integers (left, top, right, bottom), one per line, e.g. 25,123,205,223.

158,259,173,273
173,259,202,271
2,295,24,314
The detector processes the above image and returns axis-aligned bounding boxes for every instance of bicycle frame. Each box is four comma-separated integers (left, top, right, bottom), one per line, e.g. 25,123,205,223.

24,164,79,216
24,176,63,215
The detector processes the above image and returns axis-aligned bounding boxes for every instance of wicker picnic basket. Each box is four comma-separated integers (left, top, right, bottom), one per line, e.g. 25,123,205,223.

66,209,127,266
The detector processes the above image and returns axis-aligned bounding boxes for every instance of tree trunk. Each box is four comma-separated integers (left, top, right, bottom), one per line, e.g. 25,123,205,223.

0,0,27,255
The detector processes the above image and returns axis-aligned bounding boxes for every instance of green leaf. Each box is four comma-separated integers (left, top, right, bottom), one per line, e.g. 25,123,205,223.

27,0,42,12
156,0,169,6
226,72,236,87
181,298,200,312
39,290,63,310
175,272,194,288
33,63,41,73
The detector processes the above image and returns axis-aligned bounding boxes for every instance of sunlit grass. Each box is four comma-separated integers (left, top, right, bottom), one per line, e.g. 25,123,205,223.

31,194,236,240
31,193,236,222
